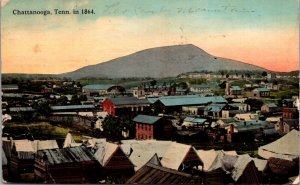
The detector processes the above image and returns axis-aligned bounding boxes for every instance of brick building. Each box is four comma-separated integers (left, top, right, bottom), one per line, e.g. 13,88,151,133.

102,97,150,117
133,114,173,140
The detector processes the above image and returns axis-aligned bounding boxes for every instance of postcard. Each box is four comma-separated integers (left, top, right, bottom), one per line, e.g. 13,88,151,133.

1,0,299,184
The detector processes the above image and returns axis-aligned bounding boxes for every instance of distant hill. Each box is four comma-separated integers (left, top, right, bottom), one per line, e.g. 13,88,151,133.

61,44,267,79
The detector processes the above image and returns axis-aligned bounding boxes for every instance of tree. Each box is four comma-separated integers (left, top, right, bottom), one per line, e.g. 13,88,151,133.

262,71,268,77
150,80,157,87
58,95,68,105
70,95,80,105
102,115,135,141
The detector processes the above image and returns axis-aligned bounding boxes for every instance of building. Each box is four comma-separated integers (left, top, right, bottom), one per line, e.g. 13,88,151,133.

50,104,96,112
34,146,101,183
252,88,270,98
102,97,150,117
261,103,279,113
132,83,177,98
189,84,211,93
202,104,232,119
226,120,273,143
94,142,134,179
182,117,207,129
126,154,207,184
225,83,242,96
160,142,203,171
82,84,125,96
2,84,19,92
133,114,173,140
10,140,59,181
154,95,227,114
258,130,299,161
229,103,249,111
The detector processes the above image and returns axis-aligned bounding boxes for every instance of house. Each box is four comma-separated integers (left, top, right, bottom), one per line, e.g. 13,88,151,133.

82,84,125,96
132,83,177,98
10,140,59,181
225,83,242,96
133,114,173,140
234,112,259,121
258,130,299,161
229,103,249,111
226,120,273,143
102,97,150,117
121,140,172,171
94,142,134,179
154,95,227,114
261,103,279,113
252,88,270,98
34,146,102,183
282,107,299,119
266,157,299,184
203,104,232,119
50,104,95,112
278,107,299,134
160,142,203,172
182,106,203,115
198,150,265,184
283,120,299,134
126,154,207,184
182,117,208,129
189,84,211,93
2,84,19,92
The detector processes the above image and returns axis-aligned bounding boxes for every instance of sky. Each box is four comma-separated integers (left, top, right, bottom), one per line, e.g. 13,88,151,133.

1,0,299,74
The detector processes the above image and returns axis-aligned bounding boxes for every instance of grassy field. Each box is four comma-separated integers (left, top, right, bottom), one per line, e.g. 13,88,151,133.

3,122,83,142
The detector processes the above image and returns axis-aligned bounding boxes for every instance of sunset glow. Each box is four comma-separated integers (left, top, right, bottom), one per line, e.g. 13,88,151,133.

2,0,299,74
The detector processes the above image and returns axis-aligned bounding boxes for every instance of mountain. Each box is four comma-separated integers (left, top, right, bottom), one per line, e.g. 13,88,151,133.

62,44,267,79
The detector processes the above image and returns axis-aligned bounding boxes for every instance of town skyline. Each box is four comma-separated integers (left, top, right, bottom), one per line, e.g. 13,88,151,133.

2,0,299,74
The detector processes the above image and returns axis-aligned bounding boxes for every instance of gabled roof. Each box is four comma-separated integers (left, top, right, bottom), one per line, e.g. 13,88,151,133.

126,162,205,184
258,129,300,160
121,140,172,171
160,142,202,170
147,97,159,104
14,140,59,152
263,103,277,108
254,87,269,92
191,84,209,88
82,84,114,90
109,97,150,106
133,114,161,124
63,133,82,148
37,146,98,165
204,104,226,112
50,104,95,111
9,107,35,112
37,140,59,151
184,117,206,123
156,96,227,107
197,149,237,171
231,86,241,91
230,120,271,131
94,142,119,166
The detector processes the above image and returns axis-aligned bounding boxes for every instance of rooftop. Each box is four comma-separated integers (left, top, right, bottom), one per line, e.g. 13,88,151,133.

82,84,115,90
50,104,95,111
109,97,150,106
36,146,98,165
133,114,162,124
156,95,227,107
